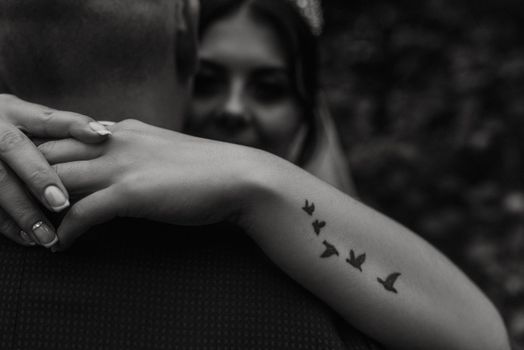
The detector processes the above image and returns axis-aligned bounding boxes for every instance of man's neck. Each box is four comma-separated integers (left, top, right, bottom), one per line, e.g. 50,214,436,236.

0,0,187,131
29,74,187,132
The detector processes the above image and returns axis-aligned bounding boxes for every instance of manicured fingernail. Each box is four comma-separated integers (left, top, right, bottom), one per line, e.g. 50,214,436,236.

98,121,116,127
32,221,59,248
20,231,36,246
44,185,70,212
89,121,112,136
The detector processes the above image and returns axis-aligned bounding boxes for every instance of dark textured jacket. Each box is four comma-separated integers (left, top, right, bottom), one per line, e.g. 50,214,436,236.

0,219,382,350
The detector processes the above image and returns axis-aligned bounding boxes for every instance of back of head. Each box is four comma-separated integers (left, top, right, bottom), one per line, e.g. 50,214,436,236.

0,0,196,127
0,0,174,97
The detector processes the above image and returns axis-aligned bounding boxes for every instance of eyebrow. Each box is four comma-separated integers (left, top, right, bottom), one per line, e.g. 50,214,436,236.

198,59,223,71
251,68,289,81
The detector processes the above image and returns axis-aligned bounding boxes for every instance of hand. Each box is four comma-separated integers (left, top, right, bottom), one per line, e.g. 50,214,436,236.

0,94,111,247
39,119,259,250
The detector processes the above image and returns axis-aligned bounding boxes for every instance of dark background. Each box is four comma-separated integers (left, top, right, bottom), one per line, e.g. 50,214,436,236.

321,0,524,347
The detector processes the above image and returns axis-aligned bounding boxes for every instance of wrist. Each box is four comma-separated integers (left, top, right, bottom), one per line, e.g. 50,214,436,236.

231,146,296,235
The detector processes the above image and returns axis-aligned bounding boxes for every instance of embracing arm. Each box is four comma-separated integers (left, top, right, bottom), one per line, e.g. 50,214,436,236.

34,118,509,350
236,151,509,350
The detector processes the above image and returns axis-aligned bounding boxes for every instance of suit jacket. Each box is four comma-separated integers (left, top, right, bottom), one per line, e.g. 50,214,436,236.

0,219,382,350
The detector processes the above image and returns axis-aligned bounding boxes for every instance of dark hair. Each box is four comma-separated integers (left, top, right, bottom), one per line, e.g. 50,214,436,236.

198,0,320,164
0,0,175,99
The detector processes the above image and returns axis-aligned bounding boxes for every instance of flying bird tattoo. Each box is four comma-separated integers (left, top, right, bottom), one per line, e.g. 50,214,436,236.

312,220,326,235
302,200,315,216
346,249,366,272
377,272,401,294
320,241,339,258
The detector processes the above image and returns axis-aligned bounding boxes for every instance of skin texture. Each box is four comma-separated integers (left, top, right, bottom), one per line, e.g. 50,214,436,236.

32,117,510,350
37,119,254,249
187,9,305,160
0,94,110,246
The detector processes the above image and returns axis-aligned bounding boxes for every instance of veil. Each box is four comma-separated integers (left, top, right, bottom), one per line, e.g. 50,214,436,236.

303,94,358,196
283,0,357,195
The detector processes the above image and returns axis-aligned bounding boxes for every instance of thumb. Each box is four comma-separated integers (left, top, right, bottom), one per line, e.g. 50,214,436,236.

54,187,122,251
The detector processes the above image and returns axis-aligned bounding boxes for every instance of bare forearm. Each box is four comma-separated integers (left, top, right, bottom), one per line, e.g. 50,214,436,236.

239,151,509,350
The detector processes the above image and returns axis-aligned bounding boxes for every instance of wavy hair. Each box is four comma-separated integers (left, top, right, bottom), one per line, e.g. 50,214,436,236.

198,0,320,164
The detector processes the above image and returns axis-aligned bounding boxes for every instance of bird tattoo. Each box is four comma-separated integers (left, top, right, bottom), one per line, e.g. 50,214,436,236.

377,273,401,294
302,200,315,216
312,220,326,235
346,249,366,272
320,241,339,258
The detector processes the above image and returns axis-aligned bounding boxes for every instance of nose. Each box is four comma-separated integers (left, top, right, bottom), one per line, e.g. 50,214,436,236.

216,81,250,129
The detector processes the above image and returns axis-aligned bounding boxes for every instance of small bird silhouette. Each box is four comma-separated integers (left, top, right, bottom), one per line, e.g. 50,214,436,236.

377,272,401,294
320,241,339,258
346,249,366,272
312,220,326,235
302,200,315,216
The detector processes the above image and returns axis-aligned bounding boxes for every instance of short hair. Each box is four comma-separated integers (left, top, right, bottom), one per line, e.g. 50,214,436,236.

0,0,177,98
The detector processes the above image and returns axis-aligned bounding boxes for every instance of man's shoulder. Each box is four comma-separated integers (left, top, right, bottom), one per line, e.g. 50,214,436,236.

0,220,379,350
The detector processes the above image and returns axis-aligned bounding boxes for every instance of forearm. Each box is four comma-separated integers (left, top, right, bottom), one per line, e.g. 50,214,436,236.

238,151,509,350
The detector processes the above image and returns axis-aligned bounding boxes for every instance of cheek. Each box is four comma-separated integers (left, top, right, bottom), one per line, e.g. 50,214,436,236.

189,97,219,125
255,103,304,151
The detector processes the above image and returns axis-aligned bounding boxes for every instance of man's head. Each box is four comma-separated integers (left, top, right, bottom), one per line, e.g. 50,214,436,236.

0,0,199,130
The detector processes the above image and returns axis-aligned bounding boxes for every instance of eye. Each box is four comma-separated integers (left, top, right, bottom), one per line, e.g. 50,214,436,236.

193,69,226,99
250,77,292,104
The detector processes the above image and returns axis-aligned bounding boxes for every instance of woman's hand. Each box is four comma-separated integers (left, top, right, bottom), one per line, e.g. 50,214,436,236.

39,119,256,250
0,94,111,247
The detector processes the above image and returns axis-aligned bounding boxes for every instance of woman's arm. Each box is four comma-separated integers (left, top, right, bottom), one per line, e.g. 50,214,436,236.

39,119,509,350
238,151,510,350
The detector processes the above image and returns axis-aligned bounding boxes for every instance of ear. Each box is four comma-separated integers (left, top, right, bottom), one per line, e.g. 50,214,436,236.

175,0,199,83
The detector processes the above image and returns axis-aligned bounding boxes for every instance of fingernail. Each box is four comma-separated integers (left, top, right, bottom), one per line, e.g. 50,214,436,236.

20,231,36,246
32,221,59,248
89,121,112,136
44,185,70,212
98,121,116,127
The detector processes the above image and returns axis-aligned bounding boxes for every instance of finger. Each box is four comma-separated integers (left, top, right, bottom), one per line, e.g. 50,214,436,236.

0,123,70,212
98,121,116,127
55,187,122,251
30,137,53,147
0,163,58,247
0,94,111,143
39,139,104,165
0,208,37,247
53,160,108,195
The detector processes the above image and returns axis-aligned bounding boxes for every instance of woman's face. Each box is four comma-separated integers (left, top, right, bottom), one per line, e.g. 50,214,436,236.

187,9,304,160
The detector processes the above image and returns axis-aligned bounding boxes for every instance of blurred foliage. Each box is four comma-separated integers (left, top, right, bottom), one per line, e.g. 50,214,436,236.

321,0,524,347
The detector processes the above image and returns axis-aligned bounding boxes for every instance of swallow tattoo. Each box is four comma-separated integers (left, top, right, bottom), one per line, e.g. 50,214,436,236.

346,249,366,272
312,220,326,235
377,273,401,294
320,241,340,258
302,200,315,216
